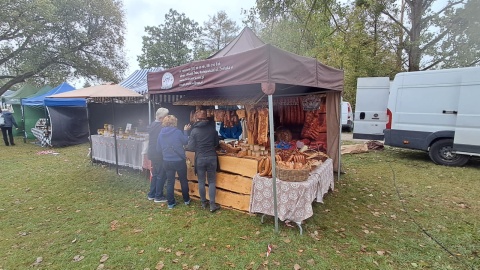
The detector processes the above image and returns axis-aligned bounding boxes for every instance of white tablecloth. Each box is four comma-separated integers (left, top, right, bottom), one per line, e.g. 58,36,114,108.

249,158,334,223
91,135,148,170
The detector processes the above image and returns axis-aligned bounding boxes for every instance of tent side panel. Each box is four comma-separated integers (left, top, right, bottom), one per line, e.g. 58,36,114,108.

48,106,89,147
24,106,46,139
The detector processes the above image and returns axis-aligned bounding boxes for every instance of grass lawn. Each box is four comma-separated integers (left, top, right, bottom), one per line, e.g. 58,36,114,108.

0,138,478,269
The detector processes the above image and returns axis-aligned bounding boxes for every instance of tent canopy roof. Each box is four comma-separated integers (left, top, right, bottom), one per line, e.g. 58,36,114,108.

5,84,39,104
22,82,75,106
148,27,343,96
148,43,343,96
48,83,143,99
208,27,265,59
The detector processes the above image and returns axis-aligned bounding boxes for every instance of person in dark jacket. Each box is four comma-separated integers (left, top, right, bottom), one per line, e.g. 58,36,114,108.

1,109,18,146
146,108,169,203
186,110,221,212
157,115,191,209
219,115,242,140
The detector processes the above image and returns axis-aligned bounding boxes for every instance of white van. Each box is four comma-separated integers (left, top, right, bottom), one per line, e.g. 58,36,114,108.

341,101,354,132
354,67,480,166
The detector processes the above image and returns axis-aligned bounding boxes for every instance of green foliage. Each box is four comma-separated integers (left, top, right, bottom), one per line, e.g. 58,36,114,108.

375,0,480,71
137,9,201,69
199,10,241,58
0,0,127,95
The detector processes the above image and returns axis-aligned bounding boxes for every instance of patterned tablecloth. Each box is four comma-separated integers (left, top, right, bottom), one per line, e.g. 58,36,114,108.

249,158,334,223
91,135,148,170
31,128,51,147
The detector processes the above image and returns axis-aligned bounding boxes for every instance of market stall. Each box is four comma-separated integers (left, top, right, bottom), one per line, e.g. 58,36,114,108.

48,84,146,174
147,27,343,230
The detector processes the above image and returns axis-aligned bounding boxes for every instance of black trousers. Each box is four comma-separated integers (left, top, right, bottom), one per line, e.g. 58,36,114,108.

1,126,14,146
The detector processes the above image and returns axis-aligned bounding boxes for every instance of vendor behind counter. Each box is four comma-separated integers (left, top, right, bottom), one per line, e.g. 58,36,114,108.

219,115,242,140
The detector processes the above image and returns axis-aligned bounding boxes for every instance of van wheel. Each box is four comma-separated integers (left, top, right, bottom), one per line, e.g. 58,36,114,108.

428,139,469,166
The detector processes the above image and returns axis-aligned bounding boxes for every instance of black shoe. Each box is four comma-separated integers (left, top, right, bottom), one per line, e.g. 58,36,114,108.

210,205,221,213
11,143,15,146
201,201,208,209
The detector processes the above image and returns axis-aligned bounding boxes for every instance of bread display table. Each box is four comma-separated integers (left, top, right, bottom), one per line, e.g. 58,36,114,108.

249,158,334,234
91,135,148,170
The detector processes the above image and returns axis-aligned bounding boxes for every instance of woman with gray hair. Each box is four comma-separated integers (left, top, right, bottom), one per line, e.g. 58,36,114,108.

146,107,169,202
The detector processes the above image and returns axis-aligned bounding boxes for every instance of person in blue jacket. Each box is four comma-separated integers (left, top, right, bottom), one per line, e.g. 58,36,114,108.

1,109,18,146
157,115,191,209
219,115,242,140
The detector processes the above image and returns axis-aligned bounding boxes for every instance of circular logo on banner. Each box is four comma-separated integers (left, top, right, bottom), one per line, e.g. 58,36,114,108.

161,72,174,89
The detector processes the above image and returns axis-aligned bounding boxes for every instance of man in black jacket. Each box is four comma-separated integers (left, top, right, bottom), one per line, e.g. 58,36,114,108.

187,110,221,212
147,108,169,203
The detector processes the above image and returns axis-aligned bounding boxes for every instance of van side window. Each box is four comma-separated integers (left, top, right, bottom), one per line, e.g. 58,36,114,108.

360,112,365,119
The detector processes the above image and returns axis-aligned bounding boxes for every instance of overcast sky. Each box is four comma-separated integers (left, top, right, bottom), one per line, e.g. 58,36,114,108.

122,0,257,77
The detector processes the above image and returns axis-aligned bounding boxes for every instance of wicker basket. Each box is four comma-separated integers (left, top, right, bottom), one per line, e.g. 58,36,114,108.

275,167,310,182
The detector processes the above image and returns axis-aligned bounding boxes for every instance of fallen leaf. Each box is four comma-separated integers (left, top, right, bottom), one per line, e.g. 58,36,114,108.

411,262,418,267
71,238,77,243
294,263,301,270
179,238,183,242
137,250,144,254
155,261,165,270
307,259,315,265
283,238,291,243
73,255,84,262
175,251,184,256
99,254,109,263
192,265,200,270
390,214,397,220
32,257,43,266
376,250,385,256
360,245,367,252
96,263,105,269
110,220,118,231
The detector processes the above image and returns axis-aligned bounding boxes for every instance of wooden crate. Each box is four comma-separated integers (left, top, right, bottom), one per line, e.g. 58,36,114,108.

186,151,259,178
218,155,258,177
187,169,252,195
174,181,251,212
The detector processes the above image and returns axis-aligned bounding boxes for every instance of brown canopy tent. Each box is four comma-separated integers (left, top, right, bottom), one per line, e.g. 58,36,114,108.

148,35,344,169
147,28,344,232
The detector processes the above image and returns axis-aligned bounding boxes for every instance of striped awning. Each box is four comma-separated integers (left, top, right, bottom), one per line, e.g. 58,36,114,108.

120,67,163,94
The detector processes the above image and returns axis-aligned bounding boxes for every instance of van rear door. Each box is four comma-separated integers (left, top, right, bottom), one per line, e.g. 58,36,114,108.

353,77,390,140
453,69,480,156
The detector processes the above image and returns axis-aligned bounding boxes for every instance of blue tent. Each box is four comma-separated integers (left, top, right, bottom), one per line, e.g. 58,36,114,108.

22,82,85,107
